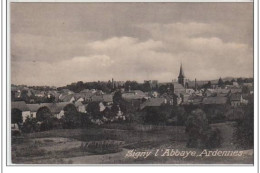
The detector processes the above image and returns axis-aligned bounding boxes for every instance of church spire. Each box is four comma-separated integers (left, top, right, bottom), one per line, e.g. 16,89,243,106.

178,63,185,86
178,63,185,78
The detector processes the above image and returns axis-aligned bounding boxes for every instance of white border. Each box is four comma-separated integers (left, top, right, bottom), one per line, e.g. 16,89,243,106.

6,0,256,2
1,0,259,173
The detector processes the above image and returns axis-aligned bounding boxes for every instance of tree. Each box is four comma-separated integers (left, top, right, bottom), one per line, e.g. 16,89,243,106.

86,102,103,119
224,80,232,85
242,86,250,94
20,90,30,103
143,105,172,125
171,106,187,125
107,80,113,90
113,90,124,105
36,106,52,122
233,95,254,149
124,81,140,91
11,108,23,124
47,94,56,103
237,77,243,84
21,117,40,133
158,84,174,95
218,78,224,88
202,81,212,89
144,107,167,125
11,108,23,127
185,109,222,149
11,91,16,101
79,112,91,127
62,104,80,129
142,81,152,92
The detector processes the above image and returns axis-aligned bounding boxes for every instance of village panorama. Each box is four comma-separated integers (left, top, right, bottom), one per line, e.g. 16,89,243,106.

10,63,254,164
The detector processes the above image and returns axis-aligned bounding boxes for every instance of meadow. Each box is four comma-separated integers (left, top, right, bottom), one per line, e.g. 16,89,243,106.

11,122,253,164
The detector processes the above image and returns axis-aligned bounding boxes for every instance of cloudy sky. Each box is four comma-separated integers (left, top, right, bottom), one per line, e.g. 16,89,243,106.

11,2,253,86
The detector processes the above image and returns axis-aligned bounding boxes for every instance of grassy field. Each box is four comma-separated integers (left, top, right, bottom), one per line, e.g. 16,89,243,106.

11,122,253,164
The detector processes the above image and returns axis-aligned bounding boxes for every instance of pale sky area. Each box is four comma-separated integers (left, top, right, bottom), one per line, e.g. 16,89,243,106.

11,3,253,87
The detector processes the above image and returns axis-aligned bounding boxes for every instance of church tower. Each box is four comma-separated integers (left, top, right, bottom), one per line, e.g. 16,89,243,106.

178,63,185,86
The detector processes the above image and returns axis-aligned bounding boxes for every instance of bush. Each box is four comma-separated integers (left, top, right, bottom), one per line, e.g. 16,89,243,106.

233,97,253,149
21,117,40,133
172,106,187,125
11,108,23,125
40,119,55,131
62,104,81,129
185,109,222,149
36,107,53,122
11,130,21,136
203,128,222,149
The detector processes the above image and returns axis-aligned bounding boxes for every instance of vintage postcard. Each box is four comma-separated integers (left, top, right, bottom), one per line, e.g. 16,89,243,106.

9,1,254,165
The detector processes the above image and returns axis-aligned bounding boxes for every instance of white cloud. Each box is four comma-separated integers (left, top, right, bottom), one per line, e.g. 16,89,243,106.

11,22,253,86
137,22,253,80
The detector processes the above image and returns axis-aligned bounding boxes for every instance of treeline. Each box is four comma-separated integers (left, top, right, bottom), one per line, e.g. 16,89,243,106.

58,80,162,93
201,77,253,89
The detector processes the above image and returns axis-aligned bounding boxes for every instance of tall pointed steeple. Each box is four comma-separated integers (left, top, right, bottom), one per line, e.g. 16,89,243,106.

178,63,185,86
178,63,185,78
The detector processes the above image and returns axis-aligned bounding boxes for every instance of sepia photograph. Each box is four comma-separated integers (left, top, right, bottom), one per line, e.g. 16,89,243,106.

9,2,254,165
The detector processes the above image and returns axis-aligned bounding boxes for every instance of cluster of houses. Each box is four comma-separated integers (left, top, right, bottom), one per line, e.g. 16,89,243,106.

11,65,253,125
177,82,252,107
11,80,253,124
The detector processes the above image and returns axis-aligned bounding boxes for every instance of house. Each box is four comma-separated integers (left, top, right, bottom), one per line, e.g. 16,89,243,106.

27,89,33,97
230,94,241,107
204,89,215,97
33,90,46,97
11,101,31,122
173,82,185,94
230,88,242,94
84,93,95,102
95,90,104,95
60,89,74,95
232,82,239,87
140,98,165,110
14,90,21,98
74,101,86,113
90,95,104,102
185,89,195,95
181,93,190,104
103,94,113,105
26,104,41,118
44,102,71,119
147,91,158,98
122,90,146,100
248,86,254,94
74,93,86,102
86,102,106,114
183,95,203,105
80,89,90,93
243,83,253,87
59,94,75,103
230,93,248,107
215,88,230,95
160,93,175,105
47,90,59,98
27,102,71,119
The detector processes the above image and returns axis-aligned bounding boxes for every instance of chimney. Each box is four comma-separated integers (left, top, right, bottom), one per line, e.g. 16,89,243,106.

112,78,114,89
